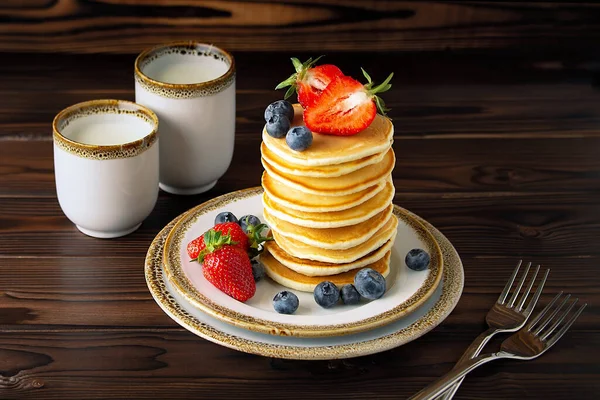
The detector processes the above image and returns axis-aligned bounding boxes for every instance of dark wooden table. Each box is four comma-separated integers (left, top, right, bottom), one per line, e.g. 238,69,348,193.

1,1,599,399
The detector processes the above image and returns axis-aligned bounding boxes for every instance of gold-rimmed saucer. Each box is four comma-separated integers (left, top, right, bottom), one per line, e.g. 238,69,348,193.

161,187,444,337
145,204,463,360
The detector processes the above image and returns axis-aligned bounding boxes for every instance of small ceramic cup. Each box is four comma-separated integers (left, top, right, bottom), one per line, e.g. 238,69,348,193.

134,41,236,195
52,99,159,238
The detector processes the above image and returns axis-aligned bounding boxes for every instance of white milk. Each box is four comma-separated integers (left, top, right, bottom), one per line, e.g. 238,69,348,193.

62,114,154,145
143,54,229,84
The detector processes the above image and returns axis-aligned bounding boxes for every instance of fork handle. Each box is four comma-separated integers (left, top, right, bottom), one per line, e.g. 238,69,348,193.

408,353,503,400
434,327,499,400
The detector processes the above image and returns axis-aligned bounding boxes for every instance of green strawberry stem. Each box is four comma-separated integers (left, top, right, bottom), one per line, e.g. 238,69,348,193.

245,223,273,259
275,56,324,99
361,68,394,116
196,230,238,263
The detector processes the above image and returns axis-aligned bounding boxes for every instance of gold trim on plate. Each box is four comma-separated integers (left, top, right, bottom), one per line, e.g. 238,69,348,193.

144,195,464,360
162,187,444,338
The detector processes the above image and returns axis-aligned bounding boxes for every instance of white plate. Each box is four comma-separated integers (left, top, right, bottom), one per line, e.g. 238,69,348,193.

163,188,443,337
145,200,464,359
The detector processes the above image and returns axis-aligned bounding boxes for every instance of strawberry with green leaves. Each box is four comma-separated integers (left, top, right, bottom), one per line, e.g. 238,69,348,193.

276,57,344,108
304,68,393,136
304,69,394,136
244,221,272,259
187,222,248,260
198,230,256,302
186,221,271,260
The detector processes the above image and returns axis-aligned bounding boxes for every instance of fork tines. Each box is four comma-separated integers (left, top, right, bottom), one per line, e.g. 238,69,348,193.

498,260,549,314
527,291,587,344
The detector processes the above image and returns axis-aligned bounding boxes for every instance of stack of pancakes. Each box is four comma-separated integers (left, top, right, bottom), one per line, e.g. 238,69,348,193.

261,104,397,292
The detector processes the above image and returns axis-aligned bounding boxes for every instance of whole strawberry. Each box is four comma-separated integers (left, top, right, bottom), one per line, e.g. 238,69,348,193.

187,220,272,260
200,230,256,302
304,68,393,136
187,222,249,260
215,222,250,250
276,57,344,108
187,236,205,261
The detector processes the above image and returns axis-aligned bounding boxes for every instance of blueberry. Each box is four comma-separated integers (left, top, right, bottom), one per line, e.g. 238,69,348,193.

405,248,430,271
251,259,265,282
313,281,340,308
340,284,361,305
264,100,294,122
286,126,313,152
214,211,238,225
354,268,386,300
266,114,290,138
273,290,299,314
239,215,261,234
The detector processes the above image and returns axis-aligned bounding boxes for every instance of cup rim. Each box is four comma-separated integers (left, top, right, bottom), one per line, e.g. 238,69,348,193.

52,99,159,158
134,41,236,91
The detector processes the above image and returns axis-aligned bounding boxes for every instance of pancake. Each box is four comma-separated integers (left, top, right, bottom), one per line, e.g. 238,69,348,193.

262,179,394,228
262,104,394,166
262,172,385,212
272,216,399,264
265,237,396,276
262,148,395,196
261,141,390,178
263,205,393,250
262,249,391,292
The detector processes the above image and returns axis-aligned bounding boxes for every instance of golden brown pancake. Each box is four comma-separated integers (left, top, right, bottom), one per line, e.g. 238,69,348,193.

262,148,395,196
262,104,394,166
272,216,398,263
263,205,393,250
264,237,395,276
262,179,394,228
261,172,385,212
262,249,391,292
261,141,390,178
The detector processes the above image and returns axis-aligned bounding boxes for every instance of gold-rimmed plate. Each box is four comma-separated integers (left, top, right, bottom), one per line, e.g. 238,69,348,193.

145,206,463,360
162,187,444,337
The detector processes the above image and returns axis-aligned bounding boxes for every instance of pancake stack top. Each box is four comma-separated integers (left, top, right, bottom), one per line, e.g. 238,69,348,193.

261,104,397,292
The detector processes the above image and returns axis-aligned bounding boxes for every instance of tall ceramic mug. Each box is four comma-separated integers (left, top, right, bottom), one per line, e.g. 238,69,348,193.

53,100,159,238
134,42,236,195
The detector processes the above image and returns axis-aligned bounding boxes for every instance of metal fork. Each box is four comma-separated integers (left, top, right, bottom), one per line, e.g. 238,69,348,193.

436,260,549,400
409,291,587,400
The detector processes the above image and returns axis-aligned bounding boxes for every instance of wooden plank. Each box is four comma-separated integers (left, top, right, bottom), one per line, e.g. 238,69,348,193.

4,135,600,197
0,328,596,399
6,82,600,139
0,141,55,197
398,191,600,259
0,195,202,258
0,189,599,258
0,137,263,197
0,257,176,329
0,256,598,330
2,49,600,140
0,1,600,54
0,51,595,95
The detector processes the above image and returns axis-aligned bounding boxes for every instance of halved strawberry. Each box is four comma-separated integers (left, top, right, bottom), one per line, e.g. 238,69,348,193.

304,69,393,136
275,57,344,108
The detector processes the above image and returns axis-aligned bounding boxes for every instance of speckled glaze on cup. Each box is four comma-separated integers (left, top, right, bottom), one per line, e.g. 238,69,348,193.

52,99,159,238
135,42,236,195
